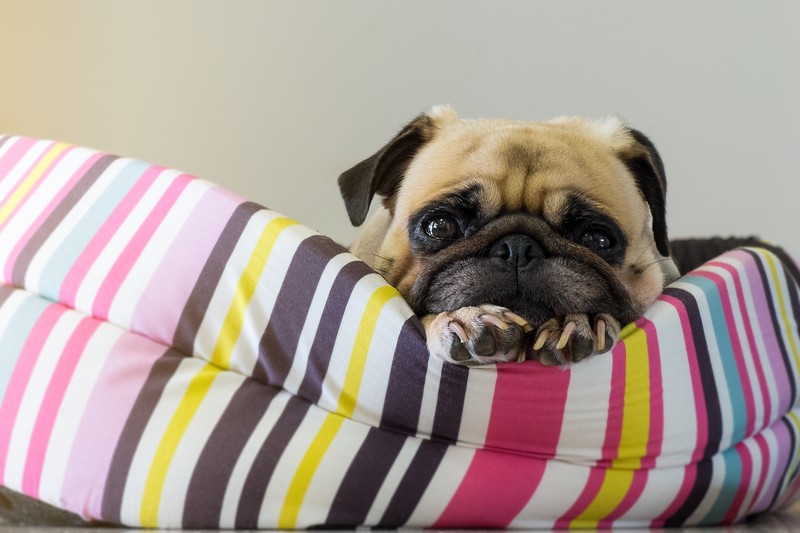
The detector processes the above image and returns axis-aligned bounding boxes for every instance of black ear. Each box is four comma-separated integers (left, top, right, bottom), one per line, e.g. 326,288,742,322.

623,128,670,257
338,114,434,226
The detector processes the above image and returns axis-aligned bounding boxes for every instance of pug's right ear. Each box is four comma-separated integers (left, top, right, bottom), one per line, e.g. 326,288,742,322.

338,106,455,226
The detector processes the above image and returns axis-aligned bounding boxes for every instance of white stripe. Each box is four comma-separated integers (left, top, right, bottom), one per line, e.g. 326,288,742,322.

281,253,358,395
405,445,475,526
556,349,613,464
646,299,700,469
229,223,317,376
39,322,121,505
511,460,590,528
109,178,212,328
157,368,240,526
0,135,19,162
0,139,50,209
292,416,370,528
0,147,95,274
258,404,332,528
118,356,200,525
73,167,177,315
685,453,726,525
24,157,130,292
218,390,292,528
672,279,736,452
416,354,444,439
191,209,286,368
457,367,497,448
317,273,394,415
0,288,27,339
363,437,422,524
4,311,82,487
353,294,415,427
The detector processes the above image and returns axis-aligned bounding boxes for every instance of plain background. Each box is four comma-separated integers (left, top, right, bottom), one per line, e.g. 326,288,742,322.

1,1,798,257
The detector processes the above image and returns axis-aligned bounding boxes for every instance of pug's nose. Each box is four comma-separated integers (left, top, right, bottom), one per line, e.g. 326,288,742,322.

489,234,544,268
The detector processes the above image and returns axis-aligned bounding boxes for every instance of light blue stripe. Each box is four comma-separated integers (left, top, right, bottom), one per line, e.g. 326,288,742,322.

0,292,51,400
684,275,748,445
36,159,150,301
701,448,742,525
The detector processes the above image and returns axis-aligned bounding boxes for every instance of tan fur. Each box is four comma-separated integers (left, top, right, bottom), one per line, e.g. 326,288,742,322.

343,105,678,365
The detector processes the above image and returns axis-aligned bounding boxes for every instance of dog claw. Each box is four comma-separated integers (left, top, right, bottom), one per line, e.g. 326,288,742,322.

448,321,468,343
504,311,534,333
480,313,510,331
556,321,576,350
596,319,606,352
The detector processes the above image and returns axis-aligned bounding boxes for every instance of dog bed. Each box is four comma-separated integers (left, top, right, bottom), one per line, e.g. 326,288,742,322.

1,135,799,529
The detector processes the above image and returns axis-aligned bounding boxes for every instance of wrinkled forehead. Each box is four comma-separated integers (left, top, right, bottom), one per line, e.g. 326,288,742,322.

398,122,647,233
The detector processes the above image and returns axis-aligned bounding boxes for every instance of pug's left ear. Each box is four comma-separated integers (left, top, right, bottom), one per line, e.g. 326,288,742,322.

621,128,671,257
338,105,457,227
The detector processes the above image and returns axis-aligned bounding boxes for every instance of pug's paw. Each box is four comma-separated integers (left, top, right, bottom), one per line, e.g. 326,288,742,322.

423,305,533,365
527,313,620,366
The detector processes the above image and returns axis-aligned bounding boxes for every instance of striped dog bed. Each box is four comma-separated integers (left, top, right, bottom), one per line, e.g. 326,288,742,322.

1,135,799,528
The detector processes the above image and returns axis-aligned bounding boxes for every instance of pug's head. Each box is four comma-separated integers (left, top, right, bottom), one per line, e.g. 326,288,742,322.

338,106,678,361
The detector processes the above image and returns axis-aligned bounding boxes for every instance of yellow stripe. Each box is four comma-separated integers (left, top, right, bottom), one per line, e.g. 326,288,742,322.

0,142,69,225
763,251,800,370
569,470,634,529
210,216,296,368
140,363,221,527
277,284,399,528
614,324,650,469
785,411,800,480
571,323,650,527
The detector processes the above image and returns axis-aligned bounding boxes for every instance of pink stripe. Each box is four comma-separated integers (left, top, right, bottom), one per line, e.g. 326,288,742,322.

754,421,794,512
130,186,240,346
0,137,39,196
433,450,548,528
709,259,772,433
0,145,73,234
749,433,772,514
59,332,166,518
729,249,793,416
723,442,753,523
3,152,104,283
695,270,757,437
59,165,165,308
91,173,193,320
651,464,697,527
435,362,571,527
21,318,101,498
660,294,709,463
0,305,65,483
554,344,628,527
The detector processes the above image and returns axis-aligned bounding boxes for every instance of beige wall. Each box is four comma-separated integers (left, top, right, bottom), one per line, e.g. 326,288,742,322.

1,1,798,256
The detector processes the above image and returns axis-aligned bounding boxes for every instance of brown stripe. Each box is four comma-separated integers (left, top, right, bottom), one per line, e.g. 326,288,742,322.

379,318,428,434
11,154,117,287
325,427,408,526
172,201,262,356
234,395,311,529
378,439,450,527
293,260,375,404
101,348,183,523
182,378,279,528
253,235,347,387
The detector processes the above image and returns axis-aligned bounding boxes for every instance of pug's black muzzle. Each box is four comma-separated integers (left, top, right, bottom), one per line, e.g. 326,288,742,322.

408,214,640,326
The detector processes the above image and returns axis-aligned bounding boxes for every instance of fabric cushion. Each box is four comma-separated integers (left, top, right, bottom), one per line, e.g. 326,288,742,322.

1,135,799,528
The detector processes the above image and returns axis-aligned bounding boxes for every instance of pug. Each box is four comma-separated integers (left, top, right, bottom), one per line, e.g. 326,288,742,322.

338,105,680,366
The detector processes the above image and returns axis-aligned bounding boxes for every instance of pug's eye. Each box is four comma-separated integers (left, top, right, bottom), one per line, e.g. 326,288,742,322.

425,216,460,240
580,230,613,251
